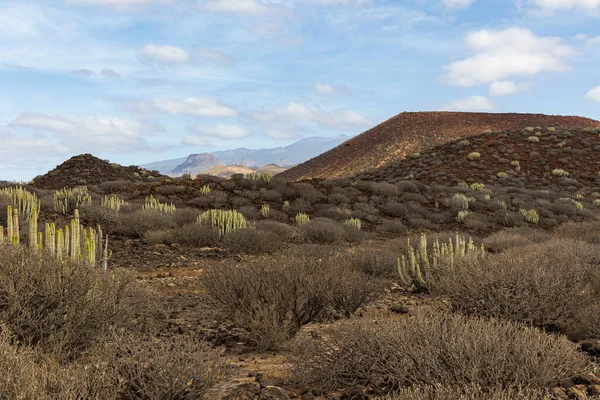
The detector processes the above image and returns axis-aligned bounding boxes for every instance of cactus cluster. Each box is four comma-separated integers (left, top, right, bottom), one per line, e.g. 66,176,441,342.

54,187,92,215
449,193,470,210
102,194,128,212
0,207,109,269
282,201,290,212
470,183,485,191
143,195,176,213
552,169,569,177
511,160,521,171
295,212,310,225
456,210,470,223
527,136,540,143
520,209,539,224
260,171,272,183
458,139,470,147
467,152,481,160
197,209,247,238
200,185,211,196
497,171,508,178
260,204,270,218
398,233,485,292
0,185,41,220
345,217,361,230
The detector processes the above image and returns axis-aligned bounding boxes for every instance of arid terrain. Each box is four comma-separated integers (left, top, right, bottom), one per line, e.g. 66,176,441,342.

2,113,600,399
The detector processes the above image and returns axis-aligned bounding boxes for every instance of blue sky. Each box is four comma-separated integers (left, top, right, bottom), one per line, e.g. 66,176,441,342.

1,0,599,180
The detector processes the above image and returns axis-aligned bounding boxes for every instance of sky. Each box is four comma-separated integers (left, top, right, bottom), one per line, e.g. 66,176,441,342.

1,0,599,180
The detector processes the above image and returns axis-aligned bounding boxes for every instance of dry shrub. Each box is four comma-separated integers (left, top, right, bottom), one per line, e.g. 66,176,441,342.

203,252,373,349
222,228,284,255
255,220,295,241
299,218,347,244
0,329,118,399
553,221,600,244
432,239,600,338
143,229,174,245
0,246,136,361
378,219,408,234
172,223,219,247
483,227,551,253
346,248,398,278
95,331,228,400
386,385,549,400
115,209,177,238
294,310,589,394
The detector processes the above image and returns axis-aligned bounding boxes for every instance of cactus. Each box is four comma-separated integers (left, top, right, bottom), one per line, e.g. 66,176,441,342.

497,171,508,178
525,127,535,133
295,212,310,225
102,195,128,211
593,199,600,208
458,139,470,147
54,187,92,215
511,160,521,171
260,204,270,218
483,194,491,202
143,195,176,213
470,183,485,191
520,209,539,224
527,136,539,143
467,152,481,160
397,232,485,292
28,207,38,249
0,185,41,220
552,169,569,177
547,127,555,132
456,210,470,223
282,201,290,212
246,172,260,181
345,217,361,230
200,185,211,196
197,209,247,238
260,171,272,183
449,193,470,210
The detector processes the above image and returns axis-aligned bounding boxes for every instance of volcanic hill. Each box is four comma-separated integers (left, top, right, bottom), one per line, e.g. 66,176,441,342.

357,126,600,190
32,154,166,190
278,111,600,180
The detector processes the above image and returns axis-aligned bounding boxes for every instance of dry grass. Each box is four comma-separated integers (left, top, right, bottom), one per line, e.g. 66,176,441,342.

293,310,589,395
385,385,549,400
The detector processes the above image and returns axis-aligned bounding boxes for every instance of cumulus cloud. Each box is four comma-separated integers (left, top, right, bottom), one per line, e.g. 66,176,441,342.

127,97,237,117
254,102,372,133
10,112,159,153
315,83,351,95
444,28,575,87
530,0,600,11
192,124,250,140
140,44,190,64
181,135,213,146
441,0,476,9
197,49,234,65
63,0,173,11
443,95,493,111
586,86,600,101
203,0,272,15
489,81,530,96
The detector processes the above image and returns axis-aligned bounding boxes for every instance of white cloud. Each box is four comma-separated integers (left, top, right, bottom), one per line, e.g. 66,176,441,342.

304,0,373,5
10,112,158,153
530,0,600,11
443,95,494,111
264,129,299,139
254,102,372,131
181,135,213,146
63,0,173,11
586,36,600,46
128,97,237,117
315,83,351,95
574,33,589,40
203,0,272,15
586,86,600,101
442,0,476,9
444,28,575,87
489,80,530,96
197,49,234,65
192,124,250,140
72,68,96,78
140,44,190,64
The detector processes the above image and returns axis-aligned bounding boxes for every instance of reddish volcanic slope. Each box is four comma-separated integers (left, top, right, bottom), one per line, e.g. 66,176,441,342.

277,112,600,180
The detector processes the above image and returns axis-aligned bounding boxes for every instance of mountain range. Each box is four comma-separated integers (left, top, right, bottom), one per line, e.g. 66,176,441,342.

141,135,350,176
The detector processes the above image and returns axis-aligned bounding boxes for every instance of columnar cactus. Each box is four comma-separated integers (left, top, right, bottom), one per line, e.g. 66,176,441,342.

295,212,310,225
398,232,485,292
345,217,361,230
260,204,270,218
54,187,92,215
0,185,40,220
143,195,176,213
102,195,128,211
200,185,211,196
28,207,38,249
197,209,247,238
520,209,539,224
260,172,272,183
